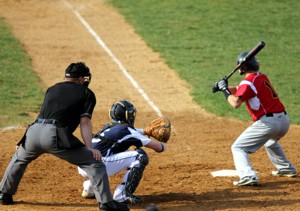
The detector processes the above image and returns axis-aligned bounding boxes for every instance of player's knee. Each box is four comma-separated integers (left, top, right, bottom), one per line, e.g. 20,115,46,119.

135,148,149,167
231,144,236,152
78,166,89,178
231,143,242,153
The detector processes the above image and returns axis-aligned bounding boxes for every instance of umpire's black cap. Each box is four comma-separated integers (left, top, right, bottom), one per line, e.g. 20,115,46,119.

65,62,91,78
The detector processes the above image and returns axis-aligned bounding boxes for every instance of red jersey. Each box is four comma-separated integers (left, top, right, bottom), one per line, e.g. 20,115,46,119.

235,72,285,121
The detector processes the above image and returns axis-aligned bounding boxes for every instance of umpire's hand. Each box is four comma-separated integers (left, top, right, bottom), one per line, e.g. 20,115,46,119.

88,148,102,160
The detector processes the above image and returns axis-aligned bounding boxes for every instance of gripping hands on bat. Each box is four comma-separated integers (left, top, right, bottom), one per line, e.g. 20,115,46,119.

211,41,266,96
212,77,228,93
212,77,231,99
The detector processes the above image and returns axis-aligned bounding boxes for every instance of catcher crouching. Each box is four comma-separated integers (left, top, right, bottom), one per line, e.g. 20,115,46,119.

78,100,171,204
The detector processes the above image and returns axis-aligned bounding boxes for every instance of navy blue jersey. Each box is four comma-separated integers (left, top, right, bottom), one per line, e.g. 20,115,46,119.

92,124,151,157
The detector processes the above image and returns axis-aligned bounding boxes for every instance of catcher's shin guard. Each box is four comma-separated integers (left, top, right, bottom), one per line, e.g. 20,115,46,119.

124,148,149,194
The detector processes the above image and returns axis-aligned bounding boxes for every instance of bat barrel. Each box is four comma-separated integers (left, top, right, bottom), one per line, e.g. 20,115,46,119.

226,41,265,80
212,41,266,92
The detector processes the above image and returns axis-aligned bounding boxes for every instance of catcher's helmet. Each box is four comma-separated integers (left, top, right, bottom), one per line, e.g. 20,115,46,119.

65,62,92,86
109,100,136,127
237,52,259,75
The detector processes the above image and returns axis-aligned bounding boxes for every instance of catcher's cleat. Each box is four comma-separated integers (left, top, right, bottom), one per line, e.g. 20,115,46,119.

122,194,144,204
0,192,13,205
99,200,129,211
81,190,95,199
120,191,144,204
272,170,297,178
233,176,260,186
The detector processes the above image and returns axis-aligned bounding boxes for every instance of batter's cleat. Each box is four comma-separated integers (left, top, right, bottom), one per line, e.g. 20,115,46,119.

233,176,260,186
272,170,297,178
81,190,95,198
99,200,129,211
0,192,13,205
122,194,144,204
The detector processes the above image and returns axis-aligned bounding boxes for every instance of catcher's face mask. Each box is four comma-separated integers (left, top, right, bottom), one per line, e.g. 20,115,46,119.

109,100,136,127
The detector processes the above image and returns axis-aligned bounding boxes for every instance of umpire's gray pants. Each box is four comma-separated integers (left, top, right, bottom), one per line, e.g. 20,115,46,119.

0,123,113,204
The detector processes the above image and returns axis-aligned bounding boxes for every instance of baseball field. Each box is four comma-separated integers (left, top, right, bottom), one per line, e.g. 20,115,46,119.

0,0,299,211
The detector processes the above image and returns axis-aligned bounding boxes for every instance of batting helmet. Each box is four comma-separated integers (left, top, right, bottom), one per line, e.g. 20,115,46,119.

109,100,136,127
237,52,259,75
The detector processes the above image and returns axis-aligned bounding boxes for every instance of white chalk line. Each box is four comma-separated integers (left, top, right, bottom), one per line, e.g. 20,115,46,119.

0,1,167,132
0,125,22,132
64,0,163,118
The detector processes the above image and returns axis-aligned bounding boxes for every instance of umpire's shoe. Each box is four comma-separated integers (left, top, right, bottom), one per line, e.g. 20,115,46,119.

99,200,129,211
0,191,13,205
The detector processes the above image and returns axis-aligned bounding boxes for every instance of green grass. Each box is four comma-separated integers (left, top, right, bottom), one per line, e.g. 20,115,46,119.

0,17,44,128
1,1,300,127
107,0,300,124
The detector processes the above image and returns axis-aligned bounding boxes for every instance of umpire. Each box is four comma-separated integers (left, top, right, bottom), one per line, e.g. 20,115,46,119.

0,62,129,211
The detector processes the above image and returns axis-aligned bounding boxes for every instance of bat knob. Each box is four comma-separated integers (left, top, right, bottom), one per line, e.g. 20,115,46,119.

212,83,219,93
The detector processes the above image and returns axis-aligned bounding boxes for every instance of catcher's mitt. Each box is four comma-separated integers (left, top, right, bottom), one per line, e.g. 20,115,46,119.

144,117,171,143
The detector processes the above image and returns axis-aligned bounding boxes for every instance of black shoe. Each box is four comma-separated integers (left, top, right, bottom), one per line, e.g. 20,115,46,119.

99,200,129,211
123,194,144,204
0,191,13,205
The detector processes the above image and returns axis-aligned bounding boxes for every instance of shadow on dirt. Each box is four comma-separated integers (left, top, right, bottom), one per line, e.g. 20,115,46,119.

9,179,300,211
131,180,300,210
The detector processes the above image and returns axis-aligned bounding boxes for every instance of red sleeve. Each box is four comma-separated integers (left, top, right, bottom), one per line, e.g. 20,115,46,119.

235,84,256,102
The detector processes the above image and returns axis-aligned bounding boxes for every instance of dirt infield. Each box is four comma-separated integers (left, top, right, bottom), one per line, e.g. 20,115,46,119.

0,0,299,210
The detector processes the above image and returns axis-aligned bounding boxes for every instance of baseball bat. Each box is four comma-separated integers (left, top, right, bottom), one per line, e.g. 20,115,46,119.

225,41,265,80
212,41,265,93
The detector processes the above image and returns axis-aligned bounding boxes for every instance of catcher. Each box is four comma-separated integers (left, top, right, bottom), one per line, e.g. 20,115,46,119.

78,100,171,204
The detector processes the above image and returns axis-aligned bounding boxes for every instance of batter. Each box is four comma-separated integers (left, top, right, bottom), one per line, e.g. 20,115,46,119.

213,52,297,186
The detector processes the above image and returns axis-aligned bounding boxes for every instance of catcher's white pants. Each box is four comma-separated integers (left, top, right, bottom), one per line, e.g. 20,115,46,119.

78,150,140,202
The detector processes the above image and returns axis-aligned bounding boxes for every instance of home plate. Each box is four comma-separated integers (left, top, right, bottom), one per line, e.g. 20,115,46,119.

211,169,238,177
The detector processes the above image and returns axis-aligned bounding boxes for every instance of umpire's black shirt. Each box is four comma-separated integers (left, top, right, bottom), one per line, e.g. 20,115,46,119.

38,81,96,133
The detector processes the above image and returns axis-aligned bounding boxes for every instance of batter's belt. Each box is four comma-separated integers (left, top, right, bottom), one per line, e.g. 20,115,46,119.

265,110,287,117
